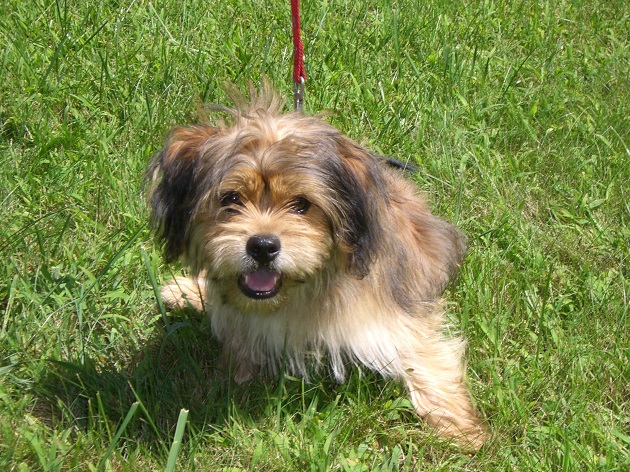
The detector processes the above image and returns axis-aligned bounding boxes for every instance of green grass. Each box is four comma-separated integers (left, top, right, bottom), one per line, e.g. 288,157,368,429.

1,0,628,469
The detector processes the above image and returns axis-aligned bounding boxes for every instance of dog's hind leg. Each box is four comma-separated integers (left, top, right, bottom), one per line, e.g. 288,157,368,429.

399,335,486,450
161,275,206,312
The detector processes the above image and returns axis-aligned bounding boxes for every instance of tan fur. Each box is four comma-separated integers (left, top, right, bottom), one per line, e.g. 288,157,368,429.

161,276,205,312
149,91,486,450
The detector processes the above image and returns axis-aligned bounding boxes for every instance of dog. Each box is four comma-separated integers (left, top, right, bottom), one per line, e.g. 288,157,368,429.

147,89,486,449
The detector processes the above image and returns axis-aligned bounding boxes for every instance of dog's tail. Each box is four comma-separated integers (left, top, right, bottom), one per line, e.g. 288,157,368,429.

382,156,418,173
161,276,206,312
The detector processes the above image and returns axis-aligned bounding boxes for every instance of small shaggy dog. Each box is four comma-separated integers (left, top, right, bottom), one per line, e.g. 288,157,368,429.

147,90,485,449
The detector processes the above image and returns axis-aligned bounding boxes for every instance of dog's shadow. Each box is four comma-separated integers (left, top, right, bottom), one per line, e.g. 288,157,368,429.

32,308,390,447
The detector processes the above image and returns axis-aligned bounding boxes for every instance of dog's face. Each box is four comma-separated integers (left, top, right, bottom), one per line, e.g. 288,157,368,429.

148,107,386,312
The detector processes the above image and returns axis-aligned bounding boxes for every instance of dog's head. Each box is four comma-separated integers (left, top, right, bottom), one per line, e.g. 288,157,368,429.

147,96,387,310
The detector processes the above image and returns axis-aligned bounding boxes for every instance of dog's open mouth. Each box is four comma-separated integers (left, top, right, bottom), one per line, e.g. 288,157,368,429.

238,269,283,299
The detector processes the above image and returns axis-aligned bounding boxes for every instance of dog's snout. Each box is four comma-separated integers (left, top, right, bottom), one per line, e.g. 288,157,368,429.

246,235,281,263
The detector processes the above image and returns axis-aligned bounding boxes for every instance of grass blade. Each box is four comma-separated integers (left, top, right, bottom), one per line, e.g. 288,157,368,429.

97,402,140,472
165,409,189,472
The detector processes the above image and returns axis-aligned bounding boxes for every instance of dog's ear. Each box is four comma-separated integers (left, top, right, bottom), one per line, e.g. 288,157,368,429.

328,138,388,278
331,135,467,295
147,125,219,262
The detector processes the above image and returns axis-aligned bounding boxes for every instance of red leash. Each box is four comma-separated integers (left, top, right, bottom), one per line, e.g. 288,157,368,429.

291,0,305,112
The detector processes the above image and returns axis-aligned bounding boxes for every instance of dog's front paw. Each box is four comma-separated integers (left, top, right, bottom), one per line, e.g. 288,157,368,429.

160,276,205,312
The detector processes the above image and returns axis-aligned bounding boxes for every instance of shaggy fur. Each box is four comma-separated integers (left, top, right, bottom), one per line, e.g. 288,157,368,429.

147,90,486,449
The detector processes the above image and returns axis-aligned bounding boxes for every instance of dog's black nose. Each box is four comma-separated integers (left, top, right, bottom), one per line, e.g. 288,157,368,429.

246,235,281,263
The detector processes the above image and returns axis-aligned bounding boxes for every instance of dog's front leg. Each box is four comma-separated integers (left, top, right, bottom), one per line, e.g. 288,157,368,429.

160,275,206,312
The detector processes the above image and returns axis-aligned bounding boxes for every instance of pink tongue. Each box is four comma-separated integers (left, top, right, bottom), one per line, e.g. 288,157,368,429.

244,270,278,292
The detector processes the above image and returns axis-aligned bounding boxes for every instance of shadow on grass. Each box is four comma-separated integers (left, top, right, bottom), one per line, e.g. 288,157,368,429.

29,307,352,449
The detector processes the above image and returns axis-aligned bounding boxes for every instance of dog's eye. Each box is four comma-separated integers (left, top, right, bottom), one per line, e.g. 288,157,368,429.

220,192,242,207
289,197,311,214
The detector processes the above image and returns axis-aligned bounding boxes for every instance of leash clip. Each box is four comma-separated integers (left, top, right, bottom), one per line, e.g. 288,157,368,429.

293,77,305,113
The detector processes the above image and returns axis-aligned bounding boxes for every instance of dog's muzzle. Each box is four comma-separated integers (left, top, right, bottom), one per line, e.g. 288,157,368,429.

239,235,283,299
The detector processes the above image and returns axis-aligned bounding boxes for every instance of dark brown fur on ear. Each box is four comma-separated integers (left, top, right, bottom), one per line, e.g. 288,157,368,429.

147,125,219,262
332,137,467,301
327,135,466,289
329,137,390,278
